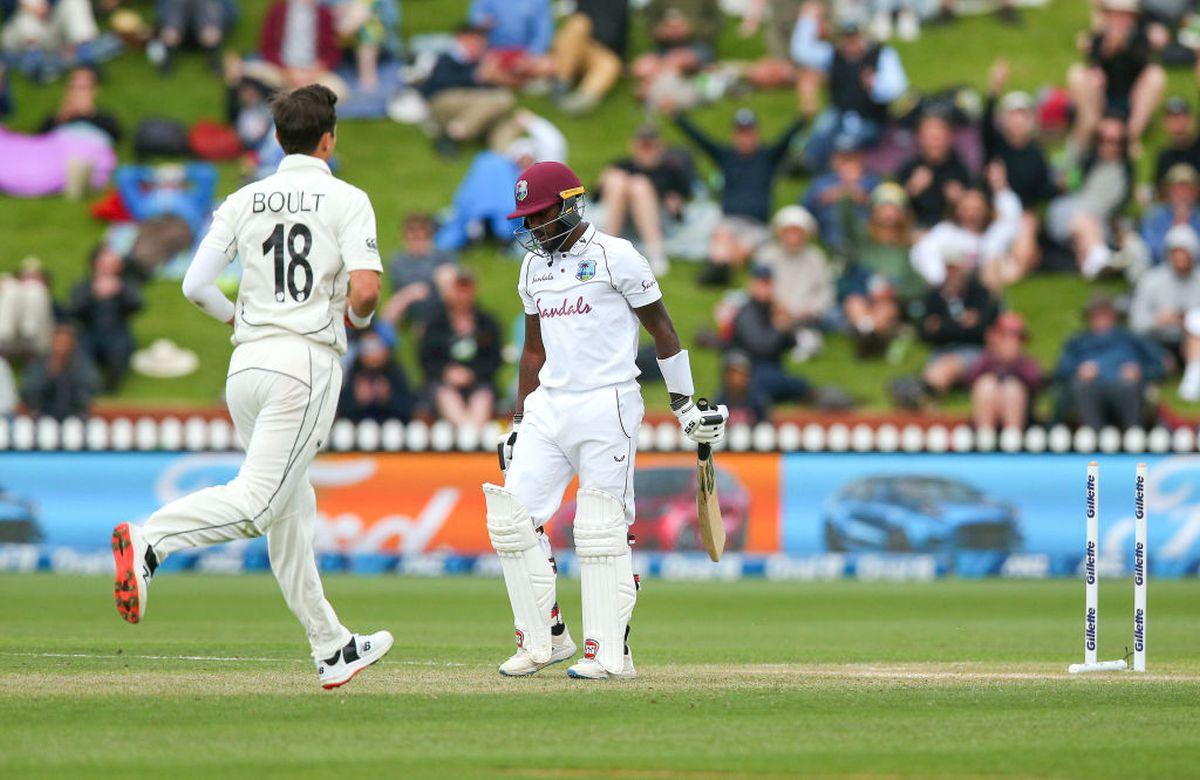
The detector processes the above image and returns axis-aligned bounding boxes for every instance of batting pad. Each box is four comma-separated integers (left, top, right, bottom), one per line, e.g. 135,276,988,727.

484,484,556,663
574,488,637,674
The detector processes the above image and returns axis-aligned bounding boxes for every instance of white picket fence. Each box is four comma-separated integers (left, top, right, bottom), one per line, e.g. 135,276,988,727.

0,415,1195,454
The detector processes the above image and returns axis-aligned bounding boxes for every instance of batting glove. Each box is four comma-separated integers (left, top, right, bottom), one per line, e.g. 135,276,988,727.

497,415,521,472
674,401,729,445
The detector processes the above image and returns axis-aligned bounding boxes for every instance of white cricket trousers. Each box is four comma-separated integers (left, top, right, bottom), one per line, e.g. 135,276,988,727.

140,336,351,660
505,381,644,526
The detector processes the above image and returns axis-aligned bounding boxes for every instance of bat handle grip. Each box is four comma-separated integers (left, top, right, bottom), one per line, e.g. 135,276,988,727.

695,397,712,459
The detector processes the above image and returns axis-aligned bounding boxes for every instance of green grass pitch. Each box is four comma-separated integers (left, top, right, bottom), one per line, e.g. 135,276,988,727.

2,574,1199,777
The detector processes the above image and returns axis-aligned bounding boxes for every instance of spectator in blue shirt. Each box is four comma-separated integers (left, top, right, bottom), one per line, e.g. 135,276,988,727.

793,6,908,172
801,138,880,253
469,0,554,89
113,162,219,239
1057,294,1168,429
1140,163,1200,267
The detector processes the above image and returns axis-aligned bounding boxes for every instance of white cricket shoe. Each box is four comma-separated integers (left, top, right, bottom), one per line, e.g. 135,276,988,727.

112,522,152,624
498,627,577,677
567,648,637,680
317,630,394,689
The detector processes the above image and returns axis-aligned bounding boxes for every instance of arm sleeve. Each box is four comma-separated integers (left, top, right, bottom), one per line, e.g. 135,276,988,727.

982,96,1001,161
609,244,663,309
529,2,553,54
673,114,724,162
182,243,236,323
790,14,833,70
198,196,240,260
517,256,538,315
338,191,384,273
870,47,908,104
769,120,806,166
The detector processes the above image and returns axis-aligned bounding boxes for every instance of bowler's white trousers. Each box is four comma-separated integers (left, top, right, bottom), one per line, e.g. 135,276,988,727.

140,336,351,660
505,381,644,527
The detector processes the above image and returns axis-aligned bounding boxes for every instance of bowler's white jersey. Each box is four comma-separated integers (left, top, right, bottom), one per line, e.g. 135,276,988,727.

199,154,382,355
517,224,661,391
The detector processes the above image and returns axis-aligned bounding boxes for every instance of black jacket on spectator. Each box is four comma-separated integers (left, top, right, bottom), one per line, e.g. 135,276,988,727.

339,362,415,423
830,45,888,124
983,97,1056,208
578,0,630,57
419,308,503,389
19,352,99,420
918,276,1000,347
731,300,794,365
674,114,803,223
897,150,971,228
418,54,481,99
67,280,143,391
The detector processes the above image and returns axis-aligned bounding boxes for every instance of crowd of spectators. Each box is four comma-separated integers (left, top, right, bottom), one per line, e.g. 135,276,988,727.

8,0,1200,434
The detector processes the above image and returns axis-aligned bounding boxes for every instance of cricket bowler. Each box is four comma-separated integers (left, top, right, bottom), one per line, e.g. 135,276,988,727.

488,161,729,680
110,85,393,689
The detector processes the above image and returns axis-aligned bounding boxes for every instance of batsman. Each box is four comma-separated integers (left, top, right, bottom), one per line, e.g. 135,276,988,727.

486,161,728,680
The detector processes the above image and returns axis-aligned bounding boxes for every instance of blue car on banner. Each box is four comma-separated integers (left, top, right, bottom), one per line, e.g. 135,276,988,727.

822,475,1021,553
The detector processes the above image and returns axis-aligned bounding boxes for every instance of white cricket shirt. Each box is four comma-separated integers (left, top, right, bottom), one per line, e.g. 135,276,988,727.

518,223,662,391
199,154,382,355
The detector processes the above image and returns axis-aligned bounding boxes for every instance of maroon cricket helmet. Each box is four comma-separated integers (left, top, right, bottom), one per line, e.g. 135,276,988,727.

507,161,586,220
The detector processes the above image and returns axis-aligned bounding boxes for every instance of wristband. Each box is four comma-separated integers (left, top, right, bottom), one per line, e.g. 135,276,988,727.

656,349,695,397
346,307,374,329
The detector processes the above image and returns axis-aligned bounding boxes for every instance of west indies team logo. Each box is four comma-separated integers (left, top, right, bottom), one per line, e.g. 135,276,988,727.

576,258,596,281
515,179,529,202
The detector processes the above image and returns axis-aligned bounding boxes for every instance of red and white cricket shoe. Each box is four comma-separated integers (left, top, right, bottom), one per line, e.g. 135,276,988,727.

111,522,152,624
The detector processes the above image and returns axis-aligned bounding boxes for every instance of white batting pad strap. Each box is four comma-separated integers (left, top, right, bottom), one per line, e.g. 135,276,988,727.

656,349,695,398
574,488,637,673
483,483,556,663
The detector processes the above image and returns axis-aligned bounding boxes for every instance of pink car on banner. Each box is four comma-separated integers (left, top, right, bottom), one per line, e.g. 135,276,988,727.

548,465,750,552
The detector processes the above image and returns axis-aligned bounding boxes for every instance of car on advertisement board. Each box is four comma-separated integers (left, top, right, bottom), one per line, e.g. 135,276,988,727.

548,466,750,551
822,475,1020,553
0,484,42,543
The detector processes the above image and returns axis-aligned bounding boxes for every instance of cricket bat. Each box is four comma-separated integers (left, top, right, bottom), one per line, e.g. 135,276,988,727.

694,398,725,562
